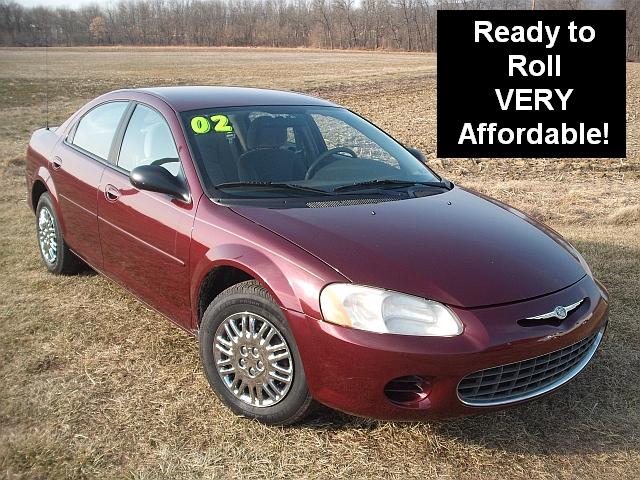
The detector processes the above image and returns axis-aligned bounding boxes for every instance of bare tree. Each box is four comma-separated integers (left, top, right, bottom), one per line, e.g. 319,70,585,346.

0,0,635,60
617,0,640,61
89,16,107,44
314,0,334,49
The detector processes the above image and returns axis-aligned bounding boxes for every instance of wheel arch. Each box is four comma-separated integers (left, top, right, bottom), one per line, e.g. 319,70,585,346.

196,264,254,326
30,169,66,233
31,179,48,213
192,244,306,329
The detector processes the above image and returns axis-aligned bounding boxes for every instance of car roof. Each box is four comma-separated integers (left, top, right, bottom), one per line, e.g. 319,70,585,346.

133,86,338,112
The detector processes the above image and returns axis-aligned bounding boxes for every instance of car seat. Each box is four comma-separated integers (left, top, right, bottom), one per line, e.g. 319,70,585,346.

237,116,305,182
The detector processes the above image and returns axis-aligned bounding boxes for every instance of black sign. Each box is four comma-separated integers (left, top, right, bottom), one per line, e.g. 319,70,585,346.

437,10,626,158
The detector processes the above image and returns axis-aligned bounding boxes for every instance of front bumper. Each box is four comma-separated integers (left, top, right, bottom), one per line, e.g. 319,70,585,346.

285,275,609,421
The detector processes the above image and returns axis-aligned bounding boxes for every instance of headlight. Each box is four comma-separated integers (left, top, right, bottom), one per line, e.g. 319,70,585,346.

319,284,463,337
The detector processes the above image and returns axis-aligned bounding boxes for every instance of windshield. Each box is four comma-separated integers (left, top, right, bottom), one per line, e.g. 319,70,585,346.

180,105,440,198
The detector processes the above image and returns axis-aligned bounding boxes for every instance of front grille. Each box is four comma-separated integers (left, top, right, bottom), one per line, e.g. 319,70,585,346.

457,328,604,406
306,197,396,208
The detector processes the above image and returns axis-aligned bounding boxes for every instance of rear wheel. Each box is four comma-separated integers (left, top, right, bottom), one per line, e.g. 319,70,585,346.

35,193,84,275
199,280,314,425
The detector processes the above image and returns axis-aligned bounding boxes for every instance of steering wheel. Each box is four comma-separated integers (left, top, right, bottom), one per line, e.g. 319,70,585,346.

305,147,357,180
151,157,180,167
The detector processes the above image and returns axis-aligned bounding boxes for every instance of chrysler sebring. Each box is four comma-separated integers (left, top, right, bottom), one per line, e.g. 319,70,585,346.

25,87,609,424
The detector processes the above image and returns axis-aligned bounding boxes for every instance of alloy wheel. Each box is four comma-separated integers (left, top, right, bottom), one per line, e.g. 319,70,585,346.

38,206,57,265
214,312,293,407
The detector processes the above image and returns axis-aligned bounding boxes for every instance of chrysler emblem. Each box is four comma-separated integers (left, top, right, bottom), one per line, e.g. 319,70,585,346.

554,305,568,319
526,299,584,321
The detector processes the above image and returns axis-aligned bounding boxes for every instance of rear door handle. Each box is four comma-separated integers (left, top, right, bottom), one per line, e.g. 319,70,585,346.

51,156,62,170
104,184,120,202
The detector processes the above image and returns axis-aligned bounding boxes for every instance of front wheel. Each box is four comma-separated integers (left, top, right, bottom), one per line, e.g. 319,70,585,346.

199,280,314,425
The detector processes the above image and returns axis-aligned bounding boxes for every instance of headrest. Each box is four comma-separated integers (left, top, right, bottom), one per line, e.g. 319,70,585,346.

247,116,291,149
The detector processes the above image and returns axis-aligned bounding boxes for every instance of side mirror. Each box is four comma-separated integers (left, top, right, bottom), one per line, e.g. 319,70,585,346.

406,147,426,163
130,165,188,201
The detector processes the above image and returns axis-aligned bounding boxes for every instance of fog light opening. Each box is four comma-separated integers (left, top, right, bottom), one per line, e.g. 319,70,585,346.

384,375,431,407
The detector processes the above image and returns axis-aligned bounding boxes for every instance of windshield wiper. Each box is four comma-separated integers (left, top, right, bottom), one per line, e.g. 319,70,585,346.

214,181,333,195
332,179,452,192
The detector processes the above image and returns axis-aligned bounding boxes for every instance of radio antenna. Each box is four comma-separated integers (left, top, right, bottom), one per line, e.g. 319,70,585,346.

44,24,49,130
31,23,49,129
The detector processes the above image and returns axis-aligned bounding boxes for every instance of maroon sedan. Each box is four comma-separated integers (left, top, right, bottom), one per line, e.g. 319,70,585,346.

26,87,608,424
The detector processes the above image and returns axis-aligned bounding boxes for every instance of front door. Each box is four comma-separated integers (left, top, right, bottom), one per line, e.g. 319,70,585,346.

97,103,195,327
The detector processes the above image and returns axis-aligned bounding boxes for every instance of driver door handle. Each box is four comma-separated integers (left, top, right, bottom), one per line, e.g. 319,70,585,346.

104,184,120,202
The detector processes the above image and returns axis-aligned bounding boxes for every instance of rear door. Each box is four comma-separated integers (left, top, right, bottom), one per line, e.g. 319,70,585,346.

54,101,130,268
97,102,195,327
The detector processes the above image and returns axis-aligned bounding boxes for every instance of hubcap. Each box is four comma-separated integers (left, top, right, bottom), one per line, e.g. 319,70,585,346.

37,207,57,264
214,312,293,408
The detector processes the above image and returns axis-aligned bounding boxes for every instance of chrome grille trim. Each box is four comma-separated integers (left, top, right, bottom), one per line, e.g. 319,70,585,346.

457,328,604,407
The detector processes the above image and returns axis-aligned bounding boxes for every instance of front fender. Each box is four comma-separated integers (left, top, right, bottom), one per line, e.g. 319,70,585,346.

190,204,347,328
193,243,303,310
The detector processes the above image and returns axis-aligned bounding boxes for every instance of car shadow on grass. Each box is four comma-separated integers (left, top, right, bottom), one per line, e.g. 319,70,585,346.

302,334,639,456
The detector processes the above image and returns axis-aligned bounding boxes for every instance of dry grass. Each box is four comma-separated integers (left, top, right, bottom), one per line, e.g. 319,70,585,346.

0,47,639,479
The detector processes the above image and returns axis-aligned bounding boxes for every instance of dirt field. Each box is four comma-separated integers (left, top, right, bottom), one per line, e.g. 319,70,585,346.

0,47,638,479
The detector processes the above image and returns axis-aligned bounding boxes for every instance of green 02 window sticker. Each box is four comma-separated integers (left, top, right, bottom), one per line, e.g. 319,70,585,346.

190,115,233,134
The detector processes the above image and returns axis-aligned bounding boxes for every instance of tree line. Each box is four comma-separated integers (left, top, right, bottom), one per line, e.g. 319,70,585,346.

0,0,638,60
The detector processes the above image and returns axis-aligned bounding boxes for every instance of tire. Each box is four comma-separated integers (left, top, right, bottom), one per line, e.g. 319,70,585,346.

199,280,314,425
35,192,84,275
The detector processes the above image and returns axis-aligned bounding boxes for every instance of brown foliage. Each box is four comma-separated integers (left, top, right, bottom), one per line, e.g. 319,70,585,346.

0,0,637,60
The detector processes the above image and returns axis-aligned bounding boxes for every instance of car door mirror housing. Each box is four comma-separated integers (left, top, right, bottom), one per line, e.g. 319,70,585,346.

130,165,188,201
406,147,426,163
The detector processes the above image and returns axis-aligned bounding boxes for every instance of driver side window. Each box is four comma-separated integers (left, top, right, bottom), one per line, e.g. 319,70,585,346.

118,104,180,176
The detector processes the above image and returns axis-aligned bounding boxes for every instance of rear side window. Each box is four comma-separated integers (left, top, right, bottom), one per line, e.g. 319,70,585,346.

71,102,129,160
117,104,180,176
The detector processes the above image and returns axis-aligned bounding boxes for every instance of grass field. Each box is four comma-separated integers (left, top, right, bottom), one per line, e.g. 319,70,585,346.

0,47,639,479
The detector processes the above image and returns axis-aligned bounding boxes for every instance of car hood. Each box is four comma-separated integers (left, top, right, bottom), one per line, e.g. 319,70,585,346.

229,187,586,308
